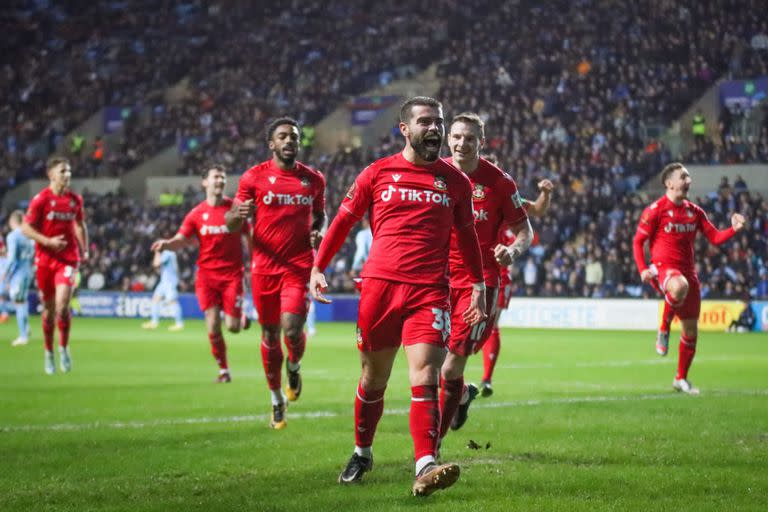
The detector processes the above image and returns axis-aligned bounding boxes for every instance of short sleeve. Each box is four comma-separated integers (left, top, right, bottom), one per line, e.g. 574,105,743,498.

313,172,326,214
452,173,475,229
24,194,44,227
74,194,84,222
178,209,197,239
340,165,375,218
235,172,256,203
637,204,658,236
499,175,529,226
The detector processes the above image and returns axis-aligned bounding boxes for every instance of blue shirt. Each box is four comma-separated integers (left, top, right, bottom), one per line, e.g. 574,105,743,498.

5,228,34,278
159,250,179,287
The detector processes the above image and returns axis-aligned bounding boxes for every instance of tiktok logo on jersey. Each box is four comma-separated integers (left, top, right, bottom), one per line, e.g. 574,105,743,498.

473,208,489,221
200,224,230,235
664,222,696,233
380,185,451,207
46,211,76,221
262,191,313,206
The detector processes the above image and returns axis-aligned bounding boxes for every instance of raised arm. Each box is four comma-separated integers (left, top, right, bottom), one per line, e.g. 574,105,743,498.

700,211,745,245
527,179,554,218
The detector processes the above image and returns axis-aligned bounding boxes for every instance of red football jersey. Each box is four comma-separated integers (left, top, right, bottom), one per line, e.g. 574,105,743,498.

448,158,528,288
340,153,476,286
179,197,247,278
236,160,325,275
24,187,84,265
634,195,735,275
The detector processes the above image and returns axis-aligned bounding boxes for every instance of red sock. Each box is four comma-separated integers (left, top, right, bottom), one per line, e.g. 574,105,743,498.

42,311,54,352
208,332,228,370
56,311,71,349
410,385,439,461
284,332,306,364
676,335,697,380
482,328,501,382
438,376,464,439
660,302,675,332
354,382,386,449
260,336,283,390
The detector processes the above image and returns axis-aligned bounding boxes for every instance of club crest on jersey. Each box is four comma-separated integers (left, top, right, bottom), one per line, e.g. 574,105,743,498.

69,200,75,208
300,177,310,187
392,174,402,182
202,213,209,220
50,200,56,206
268,176,276,184
472,184,486,200
686,209,694,218
668,210,674,217
433,176,447,191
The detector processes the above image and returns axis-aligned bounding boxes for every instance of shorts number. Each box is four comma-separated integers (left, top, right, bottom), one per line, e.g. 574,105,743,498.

470,320,487,342
431,308,451,337
63,266,73,278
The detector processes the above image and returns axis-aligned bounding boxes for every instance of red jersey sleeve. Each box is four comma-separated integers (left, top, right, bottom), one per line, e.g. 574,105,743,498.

633,204,658,274
340,165,375,218
178,209,198,239
499,175,529,226
235,171,255,204
24,192,46,228
697,207,736,245
74,194,84,222
313,172,326,214
453,174,484,283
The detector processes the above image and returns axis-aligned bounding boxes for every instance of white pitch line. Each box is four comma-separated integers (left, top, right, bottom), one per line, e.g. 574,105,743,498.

495,355,758,370
2,389,766,434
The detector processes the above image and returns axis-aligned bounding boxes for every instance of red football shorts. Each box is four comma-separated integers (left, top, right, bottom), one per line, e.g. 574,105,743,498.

251,272,309,325
658,265,701,320
36,257,78,302
497,280,513,310
195,270,244,317
356,278,450,352
449,286,498,357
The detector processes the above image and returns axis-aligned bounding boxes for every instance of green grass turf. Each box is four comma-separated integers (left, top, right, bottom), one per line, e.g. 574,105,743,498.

0,318,766,511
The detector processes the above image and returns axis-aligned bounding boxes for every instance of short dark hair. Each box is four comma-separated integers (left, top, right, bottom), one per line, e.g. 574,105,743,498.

46,156,70,172
266,117,300,144
202,164,226,180
399,96,442,123
451,112,485,139
660,162,685,187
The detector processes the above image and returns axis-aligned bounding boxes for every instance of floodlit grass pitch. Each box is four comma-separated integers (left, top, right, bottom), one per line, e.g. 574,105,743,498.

1,318,766,511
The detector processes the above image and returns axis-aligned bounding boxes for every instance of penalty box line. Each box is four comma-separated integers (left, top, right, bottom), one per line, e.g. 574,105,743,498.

2,389,766,434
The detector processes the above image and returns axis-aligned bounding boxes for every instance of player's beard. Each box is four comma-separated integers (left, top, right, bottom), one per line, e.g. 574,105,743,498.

275,148,297,167
411,131,442,162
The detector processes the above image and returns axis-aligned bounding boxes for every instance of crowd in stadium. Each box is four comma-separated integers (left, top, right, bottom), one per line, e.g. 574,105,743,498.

2,0,768,301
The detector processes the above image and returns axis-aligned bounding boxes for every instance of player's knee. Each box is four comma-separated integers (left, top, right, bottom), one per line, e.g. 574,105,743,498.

262,325,280,344
55,309,70,322
441,353,467,381
667,276,689,302
283,325,302,341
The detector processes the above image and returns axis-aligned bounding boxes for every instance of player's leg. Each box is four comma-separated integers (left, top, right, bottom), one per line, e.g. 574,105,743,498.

204,305,231,383
252,274,286,428
656,269,688,356
403,286,460,497
53,283,75,373
439,288,473,439
339,278,401,484
10,274,30,346
167,285,184,331
36,265,56,373
673,278,701,394
339,346,399,484
405,342,460,497
143,285,163,329
305,298,316,337
481,286,508,397
280,275,310,402
222,276,245,334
